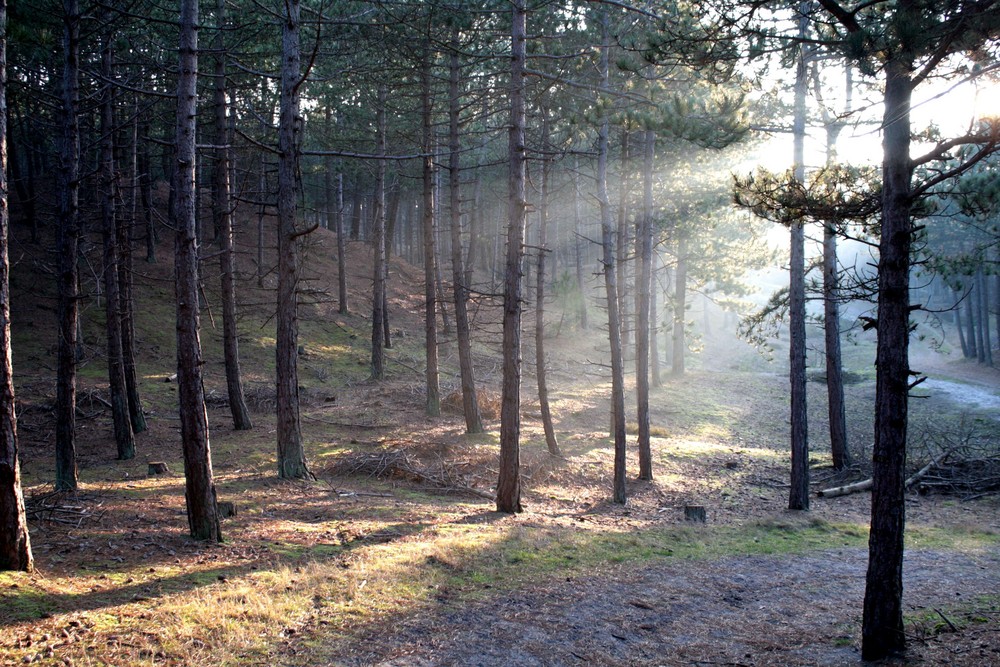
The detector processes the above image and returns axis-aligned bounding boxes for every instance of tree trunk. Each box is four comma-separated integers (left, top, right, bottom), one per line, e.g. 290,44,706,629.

370,84,387,381
214,0,251,430
383,183,398,350
119,101,146,435
955,290,969,357
536,110,560,457
862,46,913,663
617,130,631,352
635,129,654,480
175,0,221,542
977,269,992,366
671,236,688,376
336,172,348,314
275,0,312,480
788,10,809,511
448,35,484,434
0,0,33,570
824,220,850,468
100,41,136,461
497,0,527,514
55,0,81,491
256,76,269,289
573,157,589,330
651,251,662,387
597,9,627,505
139,117,155,263
974,276,986,364
421,51,441,417
965,288,977,357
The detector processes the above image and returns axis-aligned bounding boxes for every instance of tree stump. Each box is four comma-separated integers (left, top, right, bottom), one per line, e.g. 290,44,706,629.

684,505,706,523
217,501,237,518
148,462,170,476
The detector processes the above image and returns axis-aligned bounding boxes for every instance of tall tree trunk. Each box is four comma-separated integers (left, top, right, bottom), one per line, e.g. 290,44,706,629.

823,220,850,468
497,0,527,513
448,34,483,434
635,129,654,480
974,274,986,364
119,100,145,435
955,290,969,357
383,182,398,349
978,269,992,366
336,172,348,314
573,157,588,329
214,0,252,430
139,117,155,263
536,110,560,457
787,8,810,511
862,41,913,662
965,288,977,358
175,0,221,541
275,0,312,480
597,9,627,505
370,84,387,380
671,236,688,376
55,0,80,491
256,76,269,289
617,130,631,351
421,51,441,417
819,65,850,470
0,0,33,570
651,251,661,387
100,41,136,461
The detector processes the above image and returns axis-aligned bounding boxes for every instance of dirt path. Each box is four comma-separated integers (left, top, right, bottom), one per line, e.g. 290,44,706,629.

315,545,1000,667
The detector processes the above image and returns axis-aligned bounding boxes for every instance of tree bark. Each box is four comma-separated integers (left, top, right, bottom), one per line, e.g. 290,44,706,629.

448,34,484,434
0,0,33,570
214,0,252,430
651,251,662,387
275,0,312,480
175,0,221,542
955,289,969,357
100,41,136,462
497,0,527,514
862,43,913,663
139,117,155,264
371,84,387,381
421,51,441,417
788,7,809,511
536,110,560,457
617,129,631,351
597,9,627,505
55,0,80,491
975,266,993,366
336,172,348,314
635,129,654,480
671,236,688,376
573,157,588,329
964,288,977,357
119,101,145,435
823,220,850,468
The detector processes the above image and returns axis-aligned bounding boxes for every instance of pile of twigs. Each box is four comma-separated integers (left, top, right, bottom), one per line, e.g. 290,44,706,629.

25,491,103,527
917,456,1000,500
329,449,495,501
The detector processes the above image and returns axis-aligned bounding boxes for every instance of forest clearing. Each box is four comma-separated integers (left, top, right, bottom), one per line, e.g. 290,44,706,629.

2,1,1000,666
1,229,998,666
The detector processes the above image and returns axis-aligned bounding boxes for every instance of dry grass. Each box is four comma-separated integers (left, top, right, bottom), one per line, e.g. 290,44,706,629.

3,218,999,666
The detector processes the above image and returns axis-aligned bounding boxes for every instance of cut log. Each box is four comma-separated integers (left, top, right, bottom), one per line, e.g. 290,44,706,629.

148,462,170,476
684,505,706,522
817,450,952,498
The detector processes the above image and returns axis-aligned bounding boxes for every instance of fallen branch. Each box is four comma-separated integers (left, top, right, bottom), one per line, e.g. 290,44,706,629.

817,450,953,498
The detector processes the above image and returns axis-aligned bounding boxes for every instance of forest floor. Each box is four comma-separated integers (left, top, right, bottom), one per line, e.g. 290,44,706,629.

1,222,999,666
